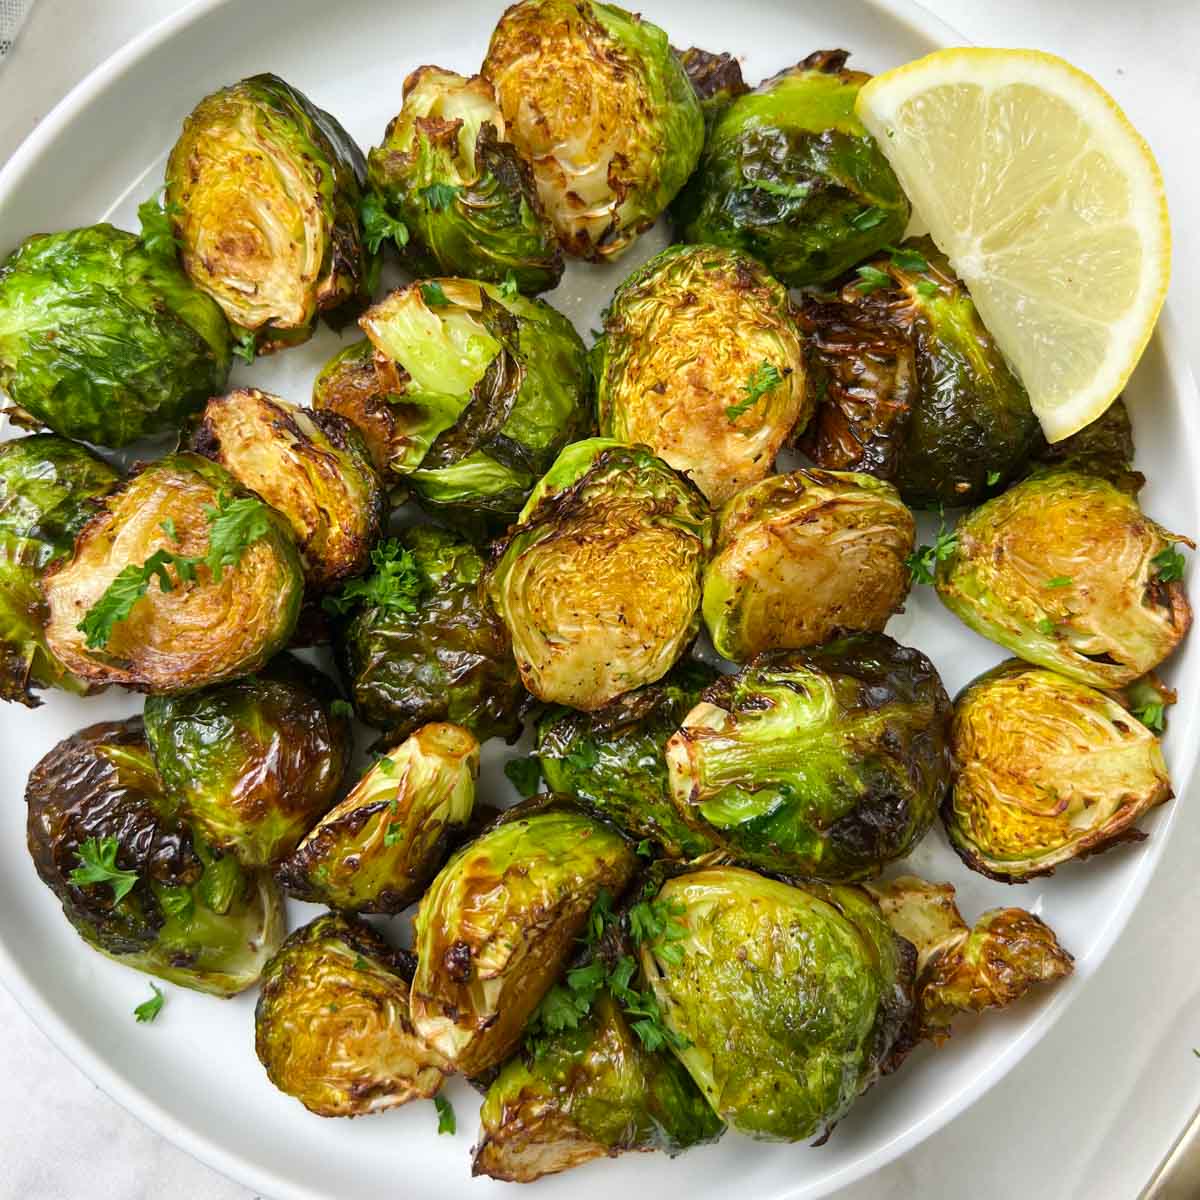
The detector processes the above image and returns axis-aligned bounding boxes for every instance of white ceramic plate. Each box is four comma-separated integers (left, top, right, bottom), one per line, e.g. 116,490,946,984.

0,1,1195,1197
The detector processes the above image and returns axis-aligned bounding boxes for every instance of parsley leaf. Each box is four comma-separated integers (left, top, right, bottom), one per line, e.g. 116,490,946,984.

330,699,354,720
422,182,461,212
203,493,273,582
905,511,957,586
627,897,688,948
136,190,182,258
498,271,520,300
504,756,543,798
70,837,139,903
1133,701,1165,733
375,755,396,776
77,550,180,649
159,517,178,543
421,281,450,307
353,955,370,971
384,821,405,848
635,838,653,858
1036,617,1056,635
361,191,409,253
915,279,939,299
848,207,885,231
434,1094,456,1135
231,329,257,365
133,983,165,1024
986,470,1001,486
727,360,784,423
584,888,615,944
322,538,424,616
1044,576,1073,589
886,243,928,272
854,264,892,295
1152,544,1187,582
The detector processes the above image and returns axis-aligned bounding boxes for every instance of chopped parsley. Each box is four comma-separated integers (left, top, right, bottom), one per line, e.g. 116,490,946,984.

1036,617,1056,635
322,538,424,617
886,243,929,272
361,191,409,254
853,264,892,295
375,755,397,776
133,983,165,1024
421,281,450,307
353,955,371,972
422,182,460,212
635,838,653,859
69,836,139,903
848,207,886,231
1152,544,1187,583
231,329,257,365
986,470,1002,486
503,756,543,798
727,360,784,423
330,699,354,720
383,822,405,848
905,510,957,586
1044,576,1073,589
498,271,520,300
915,279,939,299
433,1094,456,1135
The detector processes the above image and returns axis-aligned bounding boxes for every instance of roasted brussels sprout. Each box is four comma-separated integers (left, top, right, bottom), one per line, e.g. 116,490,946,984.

366,67,562,294
165,73,370,354
797,236,1040,508
483,0,704,261
190,389,385,590
279,723,478,913
474,991,723,1182
143,655,351,868
869,875,1072,1041
671,51,910,287
1027,396,1144,495
331,526,523,744
255,912,449,1117
42,453,303,694
943,660,1171,881
0,225,231,445
675,46,749,133
593,244,809,503
666,634,951,879
536,660,719,859
488,439,713,710
411,804,637,1074
26,717,284,995
935,471,1193,688
640,866,913,1141
702,469,914,661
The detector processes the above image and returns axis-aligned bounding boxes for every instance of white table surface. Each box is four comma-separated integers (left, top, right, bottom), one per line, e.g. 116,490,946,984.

2,2,1199,1198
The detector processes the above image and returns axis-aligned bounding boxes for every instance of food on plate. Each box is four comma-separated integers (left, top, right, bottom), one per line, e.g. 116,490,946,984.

593,243,809,503
1025,396,1144,495
25,717,284,995
671,50,910,286
675,45,749,133
702,469,914,660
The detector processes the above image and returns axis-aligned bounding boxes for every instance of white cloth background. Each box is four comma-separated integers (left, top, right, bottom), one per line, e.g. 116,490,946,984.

0,0,33,58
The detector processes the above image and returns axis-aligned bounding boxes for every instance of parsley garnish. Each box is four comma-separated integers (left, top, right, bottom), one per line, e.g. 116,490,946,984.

1036,617,1056,635
434,1095,456,1135
503,756,543,798
1044,576,1073,588
635,838,653,858
727,360,784,423
136,190,182,258
915,279,939,299
383,822,405,848
361,191,409,254
498,271,520,300
585,889,614,944
203,494,272,581
886,243,929,272
133,983,165,1024
330,699,354,720
905,510,957,585
1133,701,1165,733
422,182,460,212
159,517,178,542
848,207,885,231
421,281,450,307
854,264,892,294
231,329,257,365
986,470,1001,486
353,954,370,971
1152,544,1187,582
69,837,139,903
322,538,424,617
375,755,396,776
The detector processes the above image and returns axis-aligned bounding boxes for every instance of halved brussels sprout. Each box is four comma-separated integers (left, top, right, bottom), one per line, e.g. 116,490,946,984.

536,660,719,859
143,654,352,868
42,453,303,694
190,388,386,589
869,875,1073,1041
25,717,284,995
165,73,370,354
487,439,713,710
640,866,913,1141
702,469,914,661
255,912,449,1117
671,51,910,287
0,225,231,445
594,244,809,503
943,660,1171,881
278,722,478,913
331,526,524,745
474,990,723,1182
675,46,749,133
411,804,637,1074
1027,396,1144,496
366,67,562,293
666,634,951,879
935,471,1193,688
798,236,1040,508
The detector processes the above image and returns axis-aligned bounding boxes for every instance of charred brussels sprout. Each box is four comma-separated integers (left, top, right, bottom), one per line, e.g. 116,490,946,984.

279,722,478,913
165,73,370,354
255,912,449,1116
702,469,914,661
675,46,749,134
483,0,704,261
536,660,719,859
943,660,1171,881
366,67,562,294
0,225,231,445
42,454,303,694
190,389,385,590
143,655,351,868
474,991,723,1182
671,51,909,287
935,471,1193,688
798,237,1040,508
1027,396,1144,495
594,244,809,504
666,634,951,879
488,439,713,710
411,804,637,1074
332,526,523,744
26,718,284,995
640,866,913,1141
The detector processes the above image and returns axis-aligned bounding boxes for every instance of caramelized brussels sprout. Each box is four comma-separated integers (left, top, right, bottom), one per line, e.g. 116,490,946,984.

278,723,478,913
488,439,713,710
536,660,719,859
666,634,951,879
594,244,809,503
190,389,386,589
1027,396,1144,495
25,717,284,995
411,804,637,1074
42,454,303,694
0,225,231,445
474,991,723,1181
143,655,351,868
366,67,562,294
702,469,914,661
483,0,704,261
675,46,749,133
671,51,910,286
798,237,1040,508
943,660,1171,881
255,912,449,1116
165,73,370,354
640,866,913,1141
869,875,1072,1041
935,471,1193,688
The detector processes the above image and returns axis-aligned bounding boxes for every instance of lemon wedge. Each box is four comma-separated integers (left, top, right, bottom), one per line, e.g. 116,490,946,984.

856,48,1170,442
